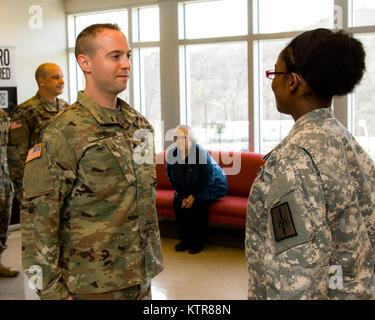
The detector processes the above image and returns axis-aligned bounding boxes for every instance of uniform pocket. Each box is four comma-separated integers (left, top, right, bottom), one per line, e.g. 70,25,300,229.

79,140,135,200
279,266,330,299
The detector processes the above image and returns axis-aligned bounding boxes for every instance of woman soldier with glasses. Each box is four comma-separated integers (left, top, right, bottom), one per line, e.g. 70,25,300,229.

246,28,375,300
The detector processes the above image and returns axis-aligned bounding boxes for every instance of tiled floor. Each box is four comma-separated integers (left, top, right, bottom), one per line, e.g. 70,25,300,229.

0,227,248,300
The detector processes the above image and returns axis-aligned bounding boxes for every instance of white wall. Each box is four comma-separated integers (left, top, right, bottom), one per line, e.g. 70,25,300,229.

64,0,159,13
0,0,69,104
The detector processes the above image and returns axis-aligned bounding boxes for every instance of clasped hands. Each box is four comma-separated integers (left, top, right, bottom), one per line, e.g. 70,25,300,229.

181,194,195,209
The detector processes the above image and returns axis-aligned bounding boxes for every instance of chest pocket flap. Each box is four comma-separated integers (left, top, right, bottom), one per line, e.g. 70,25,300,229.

86,132,136,185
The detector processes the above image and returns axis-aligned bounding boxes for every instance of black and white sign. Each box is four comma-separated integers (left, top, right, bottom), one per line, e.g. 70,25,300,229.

0,46,17,113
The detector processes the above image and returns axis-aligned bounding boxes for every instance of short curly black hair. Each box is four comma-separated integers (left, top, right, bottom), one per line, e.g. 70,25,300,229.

282,28,366,98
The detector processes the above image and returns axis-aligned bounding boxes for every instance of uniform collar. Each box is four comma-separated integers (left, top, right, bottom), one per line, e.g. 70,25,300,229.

36,91,61,112
77,91,137,128
263,107,334,161
291,107,333,133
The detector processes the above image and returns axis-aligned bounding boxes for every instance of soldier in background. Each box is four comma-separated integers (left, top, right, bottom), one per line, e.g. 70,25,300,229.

21,23,163,300
0,109,18,277
7,63,68,221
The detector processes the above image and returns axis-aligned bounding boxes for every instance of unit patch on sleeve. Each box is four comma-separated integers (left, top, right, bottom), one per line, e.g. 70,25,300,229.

271,202,298,242
26,143,43,163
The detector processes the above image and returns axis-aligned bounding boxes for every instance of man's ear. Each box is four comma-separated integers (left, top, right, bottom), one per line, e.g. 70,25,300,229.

77,54,91,73
36,76,45,88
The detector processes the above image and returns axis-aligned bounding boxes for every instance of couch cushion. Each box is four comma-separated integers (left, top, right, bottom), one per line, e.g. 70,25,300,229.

208,195,249,227
156,189,174,208
208,195,248,218
155,189,175,218
209,151,264,197
156,152,172,189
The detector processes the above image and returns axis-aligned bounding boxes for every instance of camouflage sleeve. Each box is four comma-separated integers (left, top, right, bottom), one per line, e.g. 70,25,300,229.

265,149,332,299
0,147,14,246
8,108,30,201
246,172,268,300
21,128,76,300
354,143,375,251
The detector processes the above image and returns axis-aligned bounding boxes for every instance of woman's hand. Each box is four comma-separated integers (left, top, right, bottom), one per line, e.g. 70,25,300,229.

182,194,195,209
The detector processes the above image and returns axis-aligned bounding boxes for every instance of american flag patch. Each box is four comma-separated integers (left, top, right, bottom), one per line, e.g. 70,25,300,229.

26,143,42,163
10,121,22,130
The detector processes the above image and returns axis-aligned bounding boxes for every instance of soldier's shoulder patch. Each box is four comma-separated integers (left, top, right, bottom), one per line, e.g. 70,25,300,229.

271,202,297,242
10,120,22,130
26,143,43,163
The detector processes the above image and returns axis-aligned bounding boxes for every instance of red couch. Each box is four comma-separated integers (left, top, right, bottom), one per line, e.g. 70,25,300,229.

156,150,265,227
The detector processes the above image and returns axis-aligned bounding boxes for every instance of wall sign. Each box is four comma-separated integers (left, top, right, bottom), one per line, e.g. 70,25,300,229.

0,46,17,114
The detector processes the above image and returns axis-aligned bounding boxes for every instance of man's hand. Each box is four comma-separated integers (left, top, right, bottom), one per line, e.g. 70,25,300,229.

181,194,195,209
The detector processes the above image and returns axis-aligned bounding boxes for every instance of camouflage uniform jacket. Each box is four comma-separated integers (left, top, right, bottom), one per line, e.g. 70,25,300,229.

246,108,375,300
0,109,14,252
8,92,68,201
21,91,163,300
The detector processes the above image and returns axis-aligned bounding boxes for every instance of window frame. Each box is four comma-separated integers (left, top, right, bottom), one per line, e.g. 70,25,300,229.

66,0,375,155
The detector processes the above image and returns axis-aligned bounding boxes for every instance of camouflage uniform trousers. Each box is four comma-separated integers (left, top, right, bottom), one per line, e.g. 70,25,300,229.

71,281,151,300
0,173,14,256
0,108,14,256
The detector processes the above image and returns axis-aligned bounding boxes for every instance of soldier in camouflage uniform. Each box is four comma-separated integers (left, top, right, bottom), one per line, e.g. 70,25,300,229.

8,63,68,203
0,109,18,277
21,23,163,300
246,29,375,299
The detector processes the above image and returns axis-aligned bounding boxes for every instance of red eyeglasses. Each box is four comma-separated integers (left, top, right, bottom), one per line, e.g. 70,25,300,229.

265,70,291,80
266,70,302,82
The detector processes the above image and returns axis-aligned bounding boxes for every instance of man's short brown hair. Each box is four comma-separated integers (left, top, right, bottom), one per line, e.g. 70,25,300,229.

75,23,121,58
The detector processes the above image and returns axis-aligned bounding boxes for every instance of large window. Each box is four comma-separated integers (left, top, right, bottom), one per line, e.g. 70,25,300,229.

66,0,375,156
179,0,248,151
352,0,375,27
349,0,375,160
256,38,292,154
132,6,162,152
351,34,375,160
254,0,335,153
255,0,334,33
132,6,160,42
178,0,247,39
180,42,248,151
133,47,162,152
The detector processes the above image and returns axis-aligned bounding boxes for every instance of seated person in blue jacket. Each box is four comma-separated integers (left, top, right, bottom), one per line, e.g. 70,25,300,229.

166,125,228,254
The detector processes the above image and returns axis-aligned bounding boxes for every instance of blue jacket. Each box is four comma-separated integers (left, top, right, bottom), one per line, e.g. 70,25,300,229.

166,144,228,201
